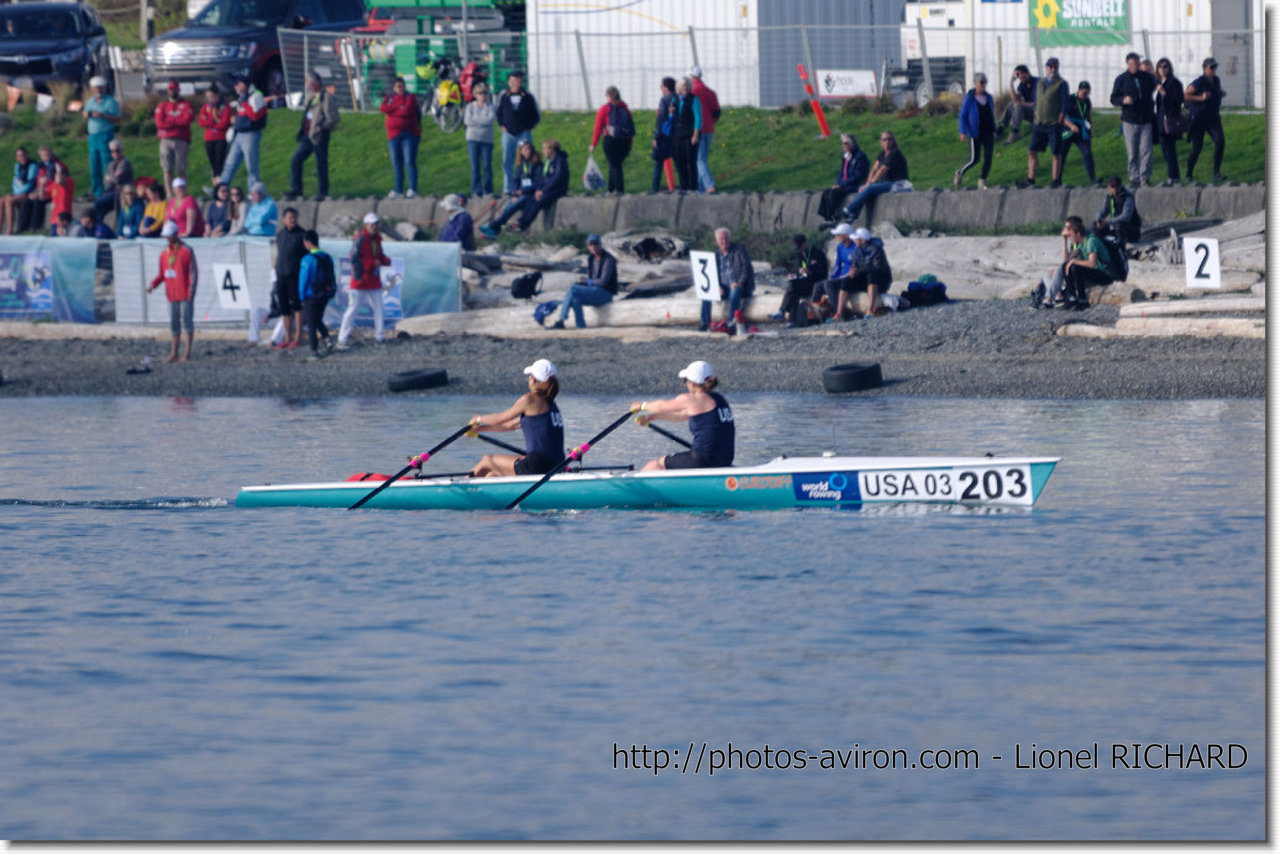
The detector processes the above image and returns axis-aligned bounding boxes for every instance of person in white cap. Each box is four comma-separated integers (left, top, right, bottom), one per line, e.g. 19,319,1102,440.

83,75,120,198
437,193,475,251
811,222,856,319
147,220,199,363
688,66,719,193
240,181,277,236
164,177,204,238
468,358,565,478
631,360,734,471
337,212,391,348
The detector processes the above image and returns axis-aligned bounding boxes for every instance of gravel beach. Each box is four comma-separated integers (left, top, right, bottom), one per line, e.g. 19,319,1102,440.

0,301,1263,399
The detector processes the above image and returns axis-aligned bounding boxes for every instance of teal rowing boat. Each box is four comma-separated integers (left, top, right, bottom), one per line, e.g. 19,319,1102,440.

235,455,1059,511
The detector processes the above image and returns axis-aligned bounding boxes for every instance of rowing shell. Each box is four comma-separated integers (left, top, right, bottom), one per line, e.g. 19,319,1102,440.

234,456,1059,511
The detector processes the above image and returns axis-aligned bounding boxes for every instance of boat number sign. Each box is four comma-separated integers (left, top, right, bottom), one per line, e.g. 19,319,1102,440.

772,465,1036,505
1183,237,1221,290
689,251,718,301
213,263,251,310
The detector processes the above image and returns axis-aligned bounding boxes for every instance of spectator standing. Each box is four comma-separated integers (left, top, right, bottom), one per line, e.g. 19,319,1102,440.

380,76,421,199
1095,175,1142,246
1017,57,1068,188
1,147,38,234
205,183,234,236
839,130,909,223
297,229,336,357
115,184,144,239
769,233,829,326
164,177,205,238
197,85,233,180
589,86,635,194
139,181,167,237
955,73,996,189
496,70,541,196
650,76,677,193
93,139,133,222
1153,58,1185,186
287,72,339,201
996,64,1037,143
551,233,618,329
1184,57,1226,183
1060,80,1098,185
219,75,268,189
147,221,199,362
463,82,497,197
689,66,719,193
671,77,702,192
438,193,475,250
274,207,307,349
241,182,278,236
1110,52,1157,187
83,75,120,198
155,80,193,195
817,133,869,223
479,140,541,238
337,212,391,348
703,227,754,335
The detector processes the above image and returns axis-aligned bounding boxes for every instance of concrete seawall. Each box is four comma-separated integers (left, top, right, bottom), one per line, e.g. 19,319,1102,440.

291,182,1265,238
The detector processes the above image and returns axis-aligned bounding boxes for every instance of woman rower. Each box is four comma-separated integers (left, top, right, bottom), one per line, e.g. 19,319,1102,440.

631,360,734,471
469,358,565,477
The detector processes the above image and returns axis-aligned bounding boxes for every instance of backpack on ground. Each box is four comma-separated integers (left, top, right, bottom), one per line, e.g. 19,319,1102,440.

1099,233,1129,282
313,251,337,299
904,279,948,307
533,299,560,325
511,271,543,299
609,103,635,138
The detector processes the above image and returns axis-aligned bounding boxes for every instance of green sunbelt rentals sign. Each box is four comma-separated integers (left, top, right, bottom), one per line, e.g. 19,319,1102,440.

1031,0,1129,46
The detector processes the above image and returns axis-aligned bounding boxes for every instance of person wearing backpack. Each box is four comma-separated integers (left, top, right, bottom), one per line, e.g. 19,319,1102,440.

1061,215,1112,309
589,86,635,194
337,213,391,349
689,66,720,193
650,77,677,194
297,229,336,357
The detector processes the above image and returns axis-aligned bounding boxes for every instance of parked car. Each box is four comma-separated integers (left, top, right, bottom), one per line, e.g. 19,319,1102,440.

0,2,112,94
145,0,366,97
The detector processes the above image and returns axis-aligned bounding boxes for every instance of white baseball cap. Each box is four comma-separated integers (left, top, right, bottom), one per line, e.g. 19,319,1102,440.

172,177,186,188
853,227,872,240
830,222,854,236
363,212,379,225
442,193,464,212
689,66,703,79
89,75,107,88
161,221,179,237
677,360,714,384
523,358,557,382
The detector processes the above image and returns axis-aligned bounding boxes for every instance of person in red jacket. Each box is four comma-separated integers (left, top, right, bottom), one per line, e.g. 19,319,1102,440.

337,212,391,348
380,76,421,198
689,66,720,194
155,79,194,196
588,85,634,194
196,85,233,181
148,221,199,363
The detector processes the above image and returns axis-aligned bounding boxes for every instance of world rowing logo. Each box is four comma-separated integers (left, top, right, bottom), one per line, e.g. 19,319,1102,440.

1033,0,1060,29
792,472,858,502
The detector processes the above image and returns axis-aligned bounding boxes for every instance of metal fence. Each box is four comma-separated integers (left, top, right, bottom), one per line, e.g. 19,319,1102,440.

280,23,1264,114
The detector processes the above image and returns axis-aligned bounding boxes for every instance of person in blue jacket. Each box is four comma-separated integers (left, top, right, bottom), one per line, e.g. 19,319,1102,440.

296,229,336,356
480,140,542,238
114,183,145,239
516,138,568,231
955,73,996,189
817,133,869,223
631,360,734,471
469,358,566,477
437,193,475,250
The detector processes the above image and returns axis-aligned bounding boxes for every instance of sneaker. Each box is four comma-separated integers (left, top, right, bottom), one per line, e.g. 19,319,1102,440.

767,311,784,321
1213,173,1227,183
1015,178,1036,189
977,178,988,190
307,351,326,361
1161,178,1175,187
953,170,962,189
334,341,350,351
1049,179,1062,189
479,224,498,239
696,323,709,332
406,189,418,199
386,190,402,200
324,337,334,352
550,320,565,330
744,325,761,334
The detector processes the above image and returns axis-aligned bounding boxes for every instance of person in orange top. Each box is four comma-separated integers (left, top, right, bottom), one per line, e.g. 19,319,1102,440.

588,85,635,194
155,79,195,195
196,84,233,180
47,162,74,227
148,221,199,362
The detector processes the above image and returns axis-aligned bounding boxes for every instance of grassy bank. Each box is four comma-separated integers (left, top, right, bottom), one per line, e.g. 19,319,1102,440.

0,95,1263,208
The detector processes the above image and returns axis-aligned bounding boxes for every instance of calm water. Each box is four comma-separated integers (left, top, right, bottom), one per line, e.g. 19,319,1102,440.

0,395,1263,841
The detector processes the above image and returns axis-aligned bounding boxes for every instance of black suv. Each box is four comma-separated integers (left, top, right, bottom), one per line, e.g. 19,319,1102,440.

145,0,366,97
0,2,111,93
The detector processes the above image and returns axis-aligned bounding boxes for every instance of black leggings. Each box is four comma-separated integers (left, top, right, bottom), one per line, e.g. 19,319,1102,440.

1159,133,1181,181
602,135,631,193
304,295,331,352
1185,115,1224,179
672,136,697,191
957,133,994,180
1065,264,1112,305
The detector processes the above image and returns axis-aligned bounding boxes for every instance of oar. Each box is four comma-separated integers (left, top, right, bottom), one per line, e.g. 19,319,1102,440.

504,411,634,510
646,422,693,449
349,423,475,510
415,463,634,480
475,433,527,455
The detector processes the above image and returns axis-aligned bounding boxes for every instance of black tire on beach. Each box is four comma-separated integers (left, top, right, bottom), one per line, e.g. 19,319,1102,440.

821,363,883,394
388,369,450,393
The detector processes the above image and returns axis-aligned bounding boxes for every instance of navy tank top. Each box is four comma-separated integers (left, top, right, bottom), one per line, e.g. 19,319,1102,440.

688,391,734,467
520,401,564,463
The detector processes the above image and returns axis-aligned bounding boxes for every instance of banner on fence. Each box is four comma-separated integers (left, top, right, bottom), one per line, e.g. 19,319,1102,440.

815,70,879,99
0,237,97,323
1030,0,1129,47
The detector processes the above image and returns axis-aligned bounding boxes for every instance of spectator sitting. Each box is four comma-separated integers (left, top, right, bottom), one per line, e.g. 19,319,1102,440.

839,130,909,223
205,183,234,237
817,133,869,225
49,210,75,237
519,138,568,231
78,208,115,240
227,186,247,234
1,147,38,235
240,182,278,236
165,177,205,238
438,193,475,250
114,183,144,239
551,233,618,329
703,226,755,335
1033,215,1112,309
93,138,132,223
997,64,1037,143
813,222,855,319
770,233,828,326
1094,176,1141,247
140,181,167,237
480,140,541,238
47,162,74,228
817,225,890,320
